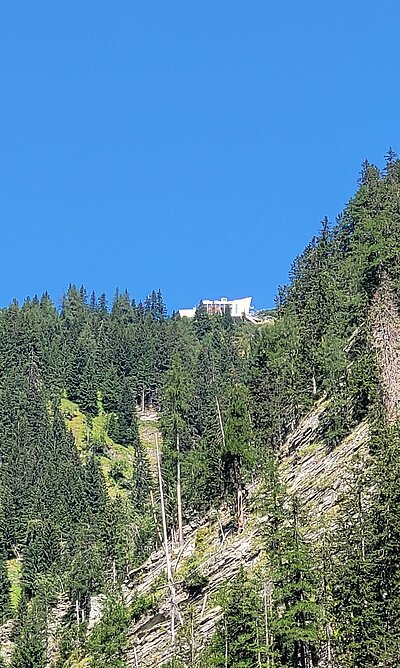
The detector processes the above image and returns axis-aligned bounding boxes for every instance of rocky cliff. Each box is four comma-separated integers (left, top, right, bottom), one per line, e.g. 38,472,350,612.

122,399,369,667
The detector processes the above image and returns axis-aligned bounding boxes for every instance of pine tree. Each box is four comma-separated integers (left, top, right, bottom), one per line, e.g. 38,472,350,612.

0,521,11,623
116,382,140,446
262,460,322,668
161,353,192,543
132,440,152,515
76,355,98,416
193,303,212,339
11,600,47,668
222,382,253,531
270,499,322,668
87,596,132,667
21,521,60,599
364,423,400,665
204,568,263,668
101,365,122,414
330,458,376,668
82,453,107,519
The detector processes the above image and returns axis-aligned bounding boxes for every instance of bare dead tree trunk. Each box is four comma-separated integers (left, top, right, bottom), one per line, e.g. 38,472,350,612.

190,607,195,666
156,433,179,645
216,510,226,544
234,458,244,532
326,622,333,668
237,481,244,532
200,593,208,619
358,488,366,562
75,600,79,625
150,489,163,546
312,373,317,396
256,620,262,668
264,584,270,668
264,583,273,668
215,396,226,450
224,616,228,668
176,431,184,545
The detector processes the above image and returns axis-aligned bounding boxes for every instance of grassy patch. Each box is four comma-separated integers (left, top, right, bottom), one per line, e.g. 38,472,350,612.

138,421,159,476
61,397,135,497
60,397,112,450
61,397,88,450
99,447,134,499
7,558,22,609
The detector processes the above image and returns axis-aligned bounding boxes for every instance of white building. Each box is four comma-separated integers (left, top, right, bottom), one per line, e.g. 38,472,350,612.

178,308,197,318
178,296,252,319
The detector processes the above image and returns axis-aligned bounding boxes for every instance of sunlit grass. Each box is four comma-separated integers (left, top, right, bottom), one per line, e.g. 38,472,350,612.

7,558,21,609
60,396,135,496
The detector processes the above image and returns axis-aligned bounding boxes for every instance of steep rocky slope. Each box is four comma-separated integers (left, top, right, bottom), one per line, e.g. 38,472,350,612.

122,399,369,667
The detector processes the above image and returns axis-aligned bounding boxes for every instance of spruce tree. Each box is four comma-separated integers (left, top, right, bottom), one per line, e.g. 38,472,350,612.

262,460,322,668
77,356,98,416
204,568,262,668
330,458,376,668
116,382,140,446
222,382,253,530
0,522,11,623
161,352,192,541
132,439,152,515
11,601,46,668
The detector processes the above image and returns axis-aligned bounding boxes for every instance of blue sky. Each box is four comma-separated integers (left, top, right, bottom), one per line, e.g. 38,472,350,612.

1,1,399,311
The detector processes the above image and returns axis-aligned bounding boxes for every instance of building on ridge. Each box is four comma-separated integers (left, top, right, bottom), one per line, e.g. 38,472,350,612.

178,296,253,319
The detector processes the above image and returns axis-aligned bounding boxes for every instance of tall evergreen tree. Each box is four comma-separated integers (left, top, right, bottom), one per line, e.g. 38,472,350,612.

161,352,193,542
203,568,263,668
0,521,11,624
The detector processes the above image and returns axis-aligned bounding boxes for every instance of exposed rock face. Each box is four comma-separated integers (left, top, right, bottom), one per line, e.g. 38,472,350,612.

46,594,105,666
123,401,369,667
87,594,107,631
370,280,400,424
0,619,15,665
46,594,71,667
125,514,260,667
283,404,369,519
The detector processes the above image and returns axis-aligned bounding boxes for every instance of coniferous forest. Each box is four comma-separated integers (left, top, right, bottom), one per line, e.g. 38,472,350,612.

1,153,400,666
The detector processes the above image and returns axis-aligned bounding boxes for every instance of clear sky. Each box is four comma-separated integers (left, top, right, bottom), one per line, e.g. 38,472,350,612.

1,1,399,312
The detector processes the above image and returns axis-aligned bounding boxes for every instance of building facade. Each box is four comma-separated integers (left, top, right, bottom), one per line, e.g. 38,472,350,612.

178,296,252,319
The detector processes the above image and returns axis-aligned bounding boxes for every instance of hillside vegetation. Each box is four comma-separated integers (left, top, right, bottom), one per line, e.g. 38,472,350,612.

1,152,400,666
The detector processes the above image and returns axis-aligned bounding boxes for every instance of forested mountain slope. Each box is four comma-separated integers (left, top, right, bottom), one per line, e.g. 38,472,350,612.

1,152,400,667
121,402,369,667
